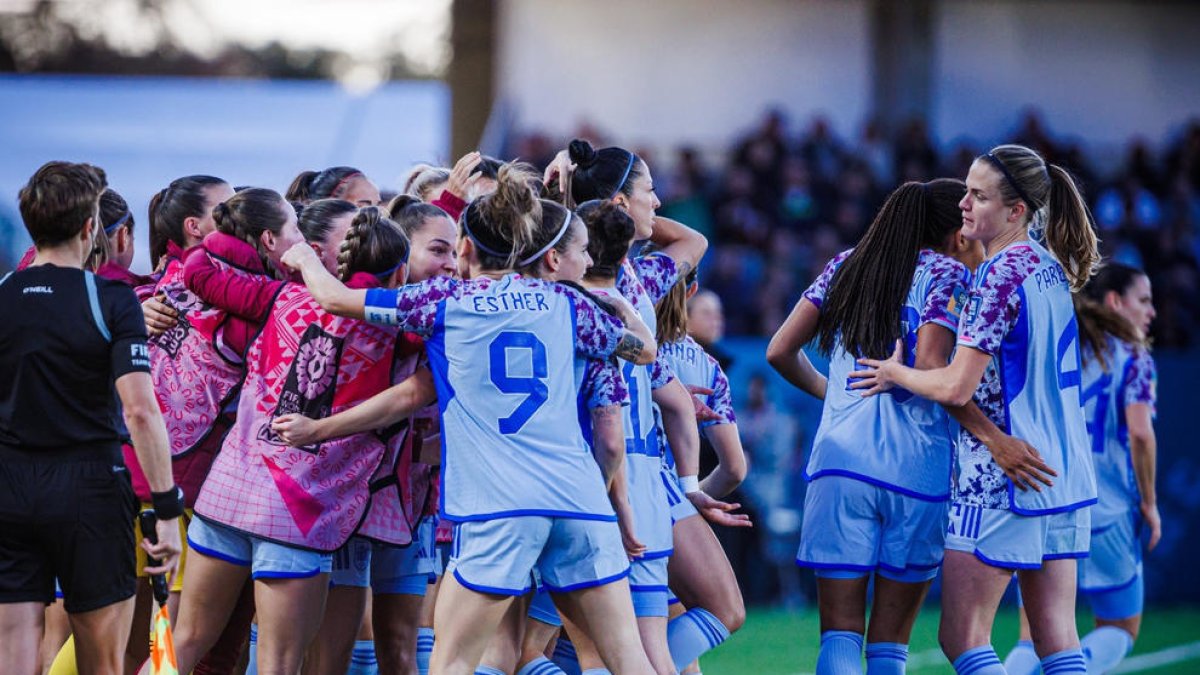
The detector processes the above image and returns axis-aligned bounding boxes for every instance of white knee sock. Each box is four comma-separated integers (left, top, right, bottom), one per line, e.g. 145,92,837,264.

1081,626,1133,674
1004,640,1041,675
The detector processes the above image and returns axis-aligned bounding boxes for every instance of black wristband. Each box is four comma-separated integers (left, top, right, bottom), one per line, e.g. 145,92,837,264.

150,486,185,520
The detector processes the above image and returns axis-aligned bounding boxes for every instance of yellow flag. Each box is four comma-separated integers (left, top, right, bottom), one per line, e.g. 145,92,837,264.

149,603,178,675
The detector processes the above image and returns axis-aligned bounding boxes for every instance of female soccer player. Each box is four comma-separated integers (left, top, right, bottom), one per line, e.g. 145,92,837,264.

1004,262,1159,675
158,202,407,675
1,161,182,675
281,163,658,675
554,140,750,672
768,179,1028,675
850,145,1100,675
287,166,382,206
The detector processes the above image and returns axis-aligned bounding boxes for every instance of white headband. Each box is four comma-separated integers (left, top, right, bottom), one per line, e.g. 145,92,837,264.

518,208,573,267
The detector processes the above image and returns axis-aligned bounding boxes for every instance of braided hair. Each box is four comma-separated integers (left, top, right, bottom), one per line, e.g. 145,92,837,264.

816,179,966,359
336,206,410,283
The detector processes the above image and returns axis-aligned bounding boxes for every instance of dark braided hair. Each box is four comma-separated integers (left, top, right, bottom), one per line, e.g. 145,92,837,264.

336,206,410,282
816,179,967,359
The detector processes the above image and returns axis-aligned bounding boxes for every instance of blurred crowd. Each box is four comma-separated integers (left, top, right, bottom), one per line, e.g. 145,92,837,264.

512,110,1200,349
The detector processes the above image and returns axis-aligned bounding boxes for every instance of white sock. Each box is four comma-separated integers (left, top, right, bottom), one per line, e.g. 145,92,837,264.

245,623,259,675
1081,626,1134,674
817,630,864,675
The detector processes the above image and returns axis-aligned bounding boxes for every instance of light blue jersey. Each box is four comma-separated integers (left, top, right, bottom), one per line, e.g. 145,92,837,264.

363,275,626,522
803,249,968,500
956,240,1097,515
593,283,674,558
1081,336,1156,527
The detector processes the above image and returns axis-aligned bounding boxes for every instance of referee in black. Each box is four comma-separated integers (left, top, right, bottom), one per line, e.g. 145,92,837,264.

0,161,182,675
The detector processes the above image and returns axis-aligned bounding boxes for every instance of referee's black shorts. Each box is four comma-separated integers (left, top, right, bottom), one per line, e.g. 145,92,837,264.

0,446,137,614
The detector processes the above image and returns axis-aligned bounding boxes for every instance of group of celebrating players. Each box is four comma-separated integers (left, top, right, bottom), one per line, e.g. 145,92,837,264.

0,136,1158,675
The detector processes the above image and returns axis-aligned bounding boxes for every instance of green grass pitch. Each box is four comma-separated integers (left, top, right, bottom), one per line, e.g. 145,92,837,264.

701,607,1200,674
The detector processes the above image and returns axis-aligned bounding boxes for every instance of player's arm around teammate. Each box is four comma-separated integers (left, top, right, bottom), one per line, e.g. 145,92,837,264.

854,146,1101,674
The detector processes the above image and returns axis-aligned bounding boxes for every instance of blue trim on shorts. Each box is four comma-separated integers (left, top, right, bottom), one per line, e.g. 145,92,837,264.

1090,522,1115,535
451,569,529,597
187,534,251,567
796,559,875,572
253,568,323,580
1079,571,1139,595
440,509,618,523
544,567,630,593
640,548,674,560
630,584,670,592
880,560,942,572
972,550,1043,570
1007,487,1098,516
803,469,950,502
1043,551,1088,561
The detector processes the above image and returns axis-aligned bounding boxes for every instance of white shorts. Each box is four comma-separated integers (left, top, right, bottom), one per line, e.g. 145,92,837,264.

944,501,1090,569
448,516,629,596
629,555,670,617
796,476,946,582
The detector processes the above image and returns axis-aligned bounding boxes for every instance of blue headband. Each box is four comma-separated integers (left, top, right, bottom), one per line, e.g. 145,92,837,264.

983,153,1039,210
104,211,131,234
609,152,636,200
461,200,513,259
374,253,408,281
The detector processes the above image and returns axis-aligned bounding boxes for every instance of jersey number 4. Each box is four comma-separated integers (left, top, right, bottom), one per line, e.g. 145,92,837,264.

488,331,549,435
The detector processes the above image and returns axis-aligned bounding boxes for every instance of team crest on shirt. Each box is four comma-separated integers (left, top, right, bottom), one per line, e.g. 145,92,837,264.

259,323,345,453
947,286,968,321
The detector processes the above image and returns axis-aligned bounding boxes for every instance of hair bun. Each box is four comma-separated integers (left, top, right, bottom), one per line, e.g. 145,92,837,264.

212,202,229,223
568,139,598,169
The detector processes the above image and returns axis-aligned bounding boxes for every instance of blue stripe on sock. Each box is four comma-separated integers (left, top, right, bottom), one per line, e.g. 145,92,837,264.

694,608,730,647
954,647,1001,674
686,611,722,648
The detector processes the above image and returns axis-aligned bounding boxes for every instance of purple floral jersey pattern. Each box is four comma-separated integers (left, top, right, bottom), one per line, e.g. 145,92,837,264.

650,353,676,390
707,361,737,427
1123,345,1157,413
918,250,970,331
365,274,625,359
584,358,629,409
801,249,854,308
954,244,1041,507
628,253,681,305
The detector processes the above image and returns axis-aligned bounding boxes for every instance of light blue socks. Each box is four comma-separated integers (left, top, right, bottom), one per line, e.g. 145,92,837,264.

348,639,379,675
865,642,908,675
416,626,434,675
817,630,864,675
518,656,568,675
1041,648,1087,674
667,608,732,670
953,645,1006,675
1004,640,1041,675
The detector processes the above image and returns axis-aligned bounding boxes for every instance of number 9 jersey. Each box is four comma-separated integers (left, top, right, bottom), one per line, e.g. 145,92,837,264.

955,239,1096,515
364,274,627,523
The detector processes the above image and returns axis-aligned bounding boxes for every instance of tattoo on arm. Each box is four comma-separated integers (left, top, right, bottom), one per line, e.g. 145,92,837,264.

614,333,645,361
591,406,620,421
676,260,694,279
